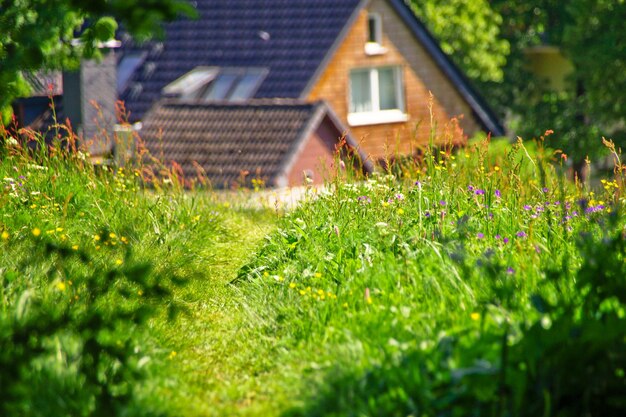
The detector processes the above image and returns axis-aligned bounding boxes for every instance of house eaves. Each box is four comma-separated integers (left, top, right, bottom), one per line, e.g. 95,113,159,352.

300,0,370,99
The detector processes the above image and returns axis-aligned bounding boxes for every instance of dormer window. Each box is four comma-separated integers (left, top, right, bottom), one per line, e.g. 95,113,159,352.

365,13,387,55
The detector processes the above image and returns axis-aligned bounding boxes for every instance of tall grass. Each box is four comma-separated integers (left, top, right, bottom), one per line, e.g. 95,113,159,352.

0,126,239,416
2,114,625,416
237,132,626,416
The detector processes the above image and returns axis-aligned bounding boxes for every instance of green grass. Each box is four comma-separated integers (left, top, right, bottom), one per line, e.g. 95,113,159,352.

2,132,626,416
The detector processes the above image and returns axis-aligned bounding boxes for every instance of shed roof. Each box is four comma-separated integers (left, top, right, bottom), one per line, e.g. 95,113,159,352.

140,99,361,187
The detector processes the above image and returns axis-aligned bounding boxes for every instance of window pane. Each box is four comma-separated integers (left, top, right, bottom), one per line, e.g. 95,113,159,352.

378,67,399,110
228,73,263,101
368,16,378,43
203,73,238,100
350,70,372,113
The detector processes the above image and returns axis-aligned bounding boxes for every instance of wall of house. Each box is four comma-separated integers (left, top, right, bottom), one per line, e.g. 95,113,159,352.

307,0,480,160
285,120,340,186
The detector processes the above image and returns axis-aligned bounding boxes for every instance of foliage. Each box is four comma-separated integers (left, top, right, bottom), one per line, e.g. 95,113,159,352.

489,0,626,163
0,126,234,416
408,0,510,83
0,0,196,122
236,134,626,416
3,115,626,416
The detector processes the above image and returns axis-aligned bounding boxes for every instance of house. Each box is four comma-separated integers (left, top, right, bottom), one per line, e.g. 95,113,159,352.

121,0,503,187
22,0,504,187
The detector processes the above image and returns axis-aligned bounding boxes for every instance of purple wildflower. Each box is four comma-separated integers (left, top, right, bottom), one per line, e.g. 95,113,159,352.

439,200,446,206
516,231,527,238
506,267,515,275
467,185,475,192
503,237,509,244
414,180,422,190
424,211,431,218
585,205,606,214
395,193,405,201
475,189,485,195
542,187,549,193
477,232,484,239
357,195,371,204
495,234,501,240
495,189,501,198
523,205,532,211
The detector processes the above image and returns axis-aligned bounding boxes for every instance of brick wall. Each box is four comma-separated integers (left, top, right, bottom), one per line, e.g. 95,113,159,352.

307,0,480,160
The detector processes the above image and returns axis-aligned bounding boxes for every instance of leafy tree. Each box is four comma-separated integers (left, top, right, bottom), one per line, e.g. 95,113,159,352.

0,0,196,123
491,0,626,177
408,0,510,83
410,0,625,179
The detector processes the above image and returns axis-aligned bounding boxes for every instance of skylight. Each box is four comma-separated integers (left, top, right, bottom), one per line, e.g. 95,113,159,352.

162,67,268,102
162,67,219,98
117,52,148,93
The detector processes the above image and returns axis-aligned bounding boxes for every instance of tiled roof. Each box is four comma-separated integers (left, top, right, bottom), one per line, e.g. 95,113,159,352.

121,0,362,121
121,0,503,135
140,99,340,187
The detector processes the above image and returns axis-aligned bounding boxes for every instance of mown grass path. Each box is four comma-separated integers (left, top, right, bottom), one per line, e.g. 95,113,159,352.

149,208,291,416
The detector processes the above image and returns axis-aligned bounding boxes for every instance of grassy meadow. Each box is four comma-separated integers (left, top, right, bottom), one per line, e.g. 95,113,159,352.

1,126,626,416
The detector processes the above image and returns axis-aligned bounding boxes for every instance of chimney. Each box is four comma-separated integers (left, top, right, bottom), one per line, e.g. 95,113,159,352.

62,47,119,157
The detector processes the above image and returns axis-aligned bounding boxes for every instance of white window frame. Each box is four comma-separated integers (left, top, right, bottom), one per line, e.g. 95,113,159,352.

348,66,408,127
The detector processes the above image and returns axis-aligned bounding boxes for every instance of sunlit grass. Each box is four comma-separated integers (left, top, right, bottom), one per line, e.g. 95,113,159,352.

1,120,625,416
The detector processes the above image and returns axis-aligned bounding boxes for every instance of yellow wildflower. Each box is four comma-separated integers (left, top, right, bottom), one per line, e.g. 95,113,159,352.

1,231,9,240
32,228,41,237
109,233,117,239
94,234,101,241
72,245,79,251
115,259,123,265
470,312,480,321
289,282,297,289
56,281,66,291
